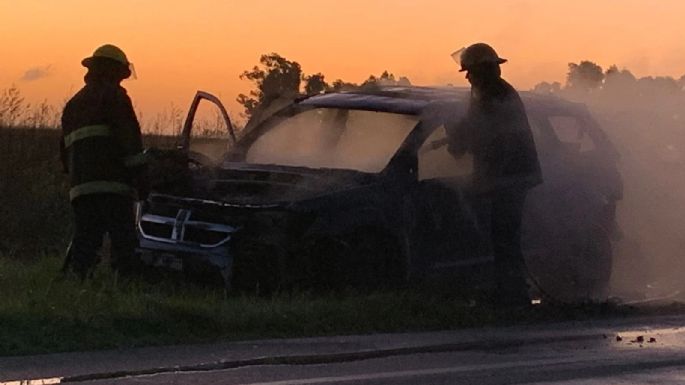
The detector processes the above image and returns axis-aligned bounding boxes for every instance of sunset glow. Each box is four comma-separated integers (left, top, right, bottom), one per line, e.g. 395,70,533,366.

2,0,684,123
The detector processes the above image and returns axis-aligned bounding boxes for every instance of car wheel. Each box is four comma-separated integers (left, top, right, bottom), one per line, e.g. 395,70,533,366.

526,223,612,303
573,223,613,299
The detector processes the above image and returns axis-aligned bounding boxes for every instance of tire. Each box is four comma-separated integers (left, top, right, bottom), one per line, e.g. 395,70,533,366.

573,224,613,299
526,223,613,303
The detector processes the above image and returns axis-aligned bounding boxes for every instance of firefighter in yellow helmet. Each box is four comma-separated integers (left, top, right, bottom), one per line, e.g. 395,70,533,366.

447,43,542,307
60,44,148,279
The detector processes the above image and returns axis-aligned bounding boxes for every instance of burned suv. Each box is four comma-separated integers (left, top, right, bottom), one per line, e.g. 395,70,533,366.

137,87,622,300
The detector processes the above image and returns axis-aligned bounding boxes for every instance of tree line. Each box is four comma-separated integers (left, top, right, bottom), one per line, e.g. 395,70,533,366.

533,60,685,114
238,53,685,119
236,52,411,118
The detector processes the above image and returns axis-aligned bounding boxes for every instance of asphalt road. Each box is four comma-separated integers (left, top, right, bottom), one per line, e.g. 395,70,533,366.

82,325,685,384
5,314,685,385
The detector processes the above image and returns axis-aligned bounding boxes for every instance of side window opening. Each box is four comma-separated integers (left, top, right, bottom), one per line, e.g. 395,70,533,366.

548,116,595,153
527,117,558,156
417,125,473,180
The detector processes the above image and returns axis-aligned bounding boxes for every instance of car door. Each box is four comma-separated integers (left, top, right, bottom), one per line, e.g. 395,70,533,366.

180,91,237,165
413,124,487,275
137,91,237,273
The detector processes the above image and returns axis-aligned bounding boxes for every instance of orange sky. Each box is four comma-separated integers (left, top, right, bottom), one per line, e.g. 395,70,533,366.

2,0,684,125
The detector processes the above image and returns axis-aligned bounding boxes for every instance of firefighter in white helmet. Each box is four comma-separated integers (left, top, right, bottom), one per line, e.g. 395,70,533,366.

447,43,542,307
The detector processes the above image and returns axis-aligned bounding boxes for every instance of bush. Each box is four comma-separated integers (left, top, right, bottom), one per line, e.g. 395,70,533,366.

0,128,177,259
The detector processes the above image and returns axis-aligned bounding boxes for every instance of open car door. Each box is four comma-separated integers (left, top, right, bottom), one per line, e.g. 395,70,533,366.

180,91,236,165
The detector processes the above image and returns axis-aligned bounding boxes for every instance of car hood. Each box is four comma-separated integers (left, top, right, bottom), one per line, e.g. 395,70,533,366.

196,162,378,206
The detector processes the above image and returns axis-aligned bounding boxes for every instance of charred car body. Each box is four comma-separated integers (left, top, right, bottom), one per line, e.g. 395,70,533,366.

137,87,622,300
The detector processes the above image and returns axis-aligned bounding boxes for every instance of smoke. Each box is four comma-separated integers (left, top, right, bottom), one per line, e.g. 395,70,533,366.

556,76,685,300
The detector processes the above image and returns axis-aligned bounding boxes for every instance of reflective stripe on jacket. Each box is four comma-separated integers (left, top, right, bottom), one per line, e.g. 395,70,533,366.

61,80,145,201
63,124,112,148
69,181,136,201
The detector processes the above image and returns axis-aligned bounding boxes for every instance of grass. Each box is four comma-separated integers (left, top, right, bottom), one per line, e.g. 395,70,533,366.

0,253,652,357
0,255,487,356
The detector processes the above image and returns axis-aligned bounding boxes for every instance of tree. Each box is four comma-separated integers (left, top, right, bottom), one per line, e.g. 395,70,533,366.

636,76,680,98
237,53,303,118
237,55,414,118
329,79,358,92
604,65,636,83
602,65,637,96
532,81,561,95
566,61,604,91
303,73,329,95
361,71,412,89
397,76,412,86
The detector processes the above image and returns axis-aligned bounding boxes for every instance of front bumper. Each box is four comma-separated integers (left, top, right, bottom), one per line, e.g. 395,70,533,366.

136,237,233,273
135,199,236,281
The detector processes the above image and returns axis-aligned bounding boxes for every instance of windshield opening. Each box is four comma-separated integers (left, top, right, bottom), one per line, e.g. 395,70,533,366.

244,108,419,173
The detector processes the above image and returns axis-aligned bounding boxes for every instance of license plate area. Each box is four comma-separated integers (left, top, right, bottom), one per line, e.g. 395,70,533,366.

145,252,184,271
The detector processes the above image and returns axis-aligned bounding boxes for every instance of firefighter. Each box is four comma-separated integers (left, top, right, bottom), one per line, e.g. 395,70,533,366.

447,43,543,307
60,44,148,280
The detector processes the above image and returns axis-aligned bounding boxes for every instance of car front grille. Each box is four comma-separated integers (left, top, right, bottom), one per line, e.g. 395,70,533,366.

138,207,237,248
183,225,232,246
140,220,174,239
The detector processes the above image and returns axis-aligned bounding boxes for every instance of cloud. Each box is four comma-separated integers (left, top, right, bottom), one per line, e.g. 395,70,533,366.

20,65,52,81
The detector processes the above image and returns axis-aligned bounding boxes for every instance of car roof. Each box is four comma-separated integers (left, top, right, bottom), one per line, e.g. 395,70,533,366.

299,85,587,116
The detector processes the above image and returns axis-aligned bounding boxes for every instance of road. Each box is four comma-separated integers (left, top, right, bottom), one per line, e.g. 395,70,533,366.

4,315,685,384
88,330,685,384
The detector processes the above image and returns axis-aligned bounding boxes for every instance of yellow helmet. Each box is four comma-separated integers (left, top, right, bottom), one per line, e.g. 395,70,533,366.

454,43,507,72
81,44,136,79
81,44,130,67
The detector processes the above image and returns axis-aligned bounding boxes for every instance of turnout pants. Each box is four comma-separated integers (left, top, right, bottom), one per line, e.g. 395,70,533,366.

64,193,139,277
